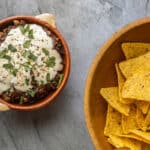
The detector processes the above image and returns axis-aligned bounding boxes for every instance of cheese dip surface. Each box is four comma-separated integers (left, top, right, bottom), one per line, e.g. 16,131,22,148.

0,20,64,105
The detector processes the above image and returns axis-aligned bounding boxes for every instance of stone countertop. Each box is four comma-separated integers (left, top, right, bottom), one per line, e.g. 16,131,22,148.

0,0,149,150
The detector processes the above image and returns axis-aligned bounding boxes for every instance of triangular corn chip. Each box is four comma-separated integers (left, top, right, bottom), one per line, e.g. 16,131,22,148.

104,105,122,136
119,52,150,78
115,64,133,104
122,72,150,101
122,43,150,59
108,135,141,150
100,87,130,116
122,105,139,134
131,130,150,144
136,108,146,131
136,101,149,114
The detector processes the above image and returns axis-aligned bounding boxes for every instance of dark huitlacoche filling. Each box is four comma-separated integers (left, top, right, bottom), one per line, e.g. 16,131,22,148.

1,73,64,104
0,19,65,105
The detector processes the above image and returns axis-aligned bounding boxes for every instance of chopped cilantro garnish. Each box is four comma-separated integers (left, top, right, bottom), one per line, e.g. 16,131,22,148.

22,62,31,71
8,44,17,52
42,48,49,55
3,55,11,61
23,51,30,58
19,24,30,35
10,68,17,76
46,73,50,82
28,53,37,61
25,78,30,85
27,89,36,97
28,29,34,39
19,96,24,105
45,56,56,67
0,51,5,58
0,49,10,60
24,24,30,33
19,26,25,34
3,62,17,76
23,40,31,48
3,63,17,76
2,48,8,54
3,63,13,69
57,73,64,88
40,80,44,85
23,50,37,61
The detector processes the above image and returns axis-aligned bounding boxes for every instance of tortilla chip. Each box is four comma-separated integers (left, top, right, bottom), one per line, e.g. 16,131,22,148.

122,105,139,134
122,72,150,101
115,64,133,104
100,87,130,116
119,133,149,144
131,130,150,144
136,108,146,131
104,105,122,136
104,105,150,145
115,148,129,150
108,135,141,150
122,43,150,59
136,101,149,114
119,52,150,78
142,143,150,150
143,108,150,131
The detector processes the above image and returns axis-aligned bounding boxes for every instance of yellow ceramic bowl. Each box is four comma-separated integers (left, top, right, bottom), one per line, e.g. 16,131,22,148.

84,17,150,150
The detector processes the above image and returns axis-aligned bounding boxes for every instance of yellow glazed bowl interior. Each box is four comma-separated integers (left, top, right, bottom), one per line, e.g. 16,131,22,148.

84,17,150,150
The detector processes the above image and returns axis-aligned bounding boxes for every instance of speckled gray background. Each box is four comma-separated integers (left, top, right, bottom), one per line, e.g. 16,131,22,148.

0,0,149,150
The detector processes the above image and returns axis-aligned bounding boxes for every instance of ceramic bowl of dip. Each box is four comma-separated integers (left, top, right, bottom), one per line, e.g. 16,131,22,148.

0,15,70,111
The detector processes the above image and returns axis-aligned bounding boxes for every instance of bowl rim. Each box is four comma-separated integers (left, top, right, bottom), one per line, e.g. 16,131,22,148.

0,15,71,111
84,17,150,149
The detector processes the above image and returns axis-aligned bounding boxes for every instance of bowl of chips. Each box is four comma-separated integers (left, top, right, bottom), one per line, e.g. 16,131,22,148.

84,17,150,150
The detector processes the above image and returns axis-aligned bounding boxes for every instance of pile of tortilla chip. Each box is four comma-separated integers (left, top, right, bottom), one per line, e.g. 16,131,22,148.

100,42,150,150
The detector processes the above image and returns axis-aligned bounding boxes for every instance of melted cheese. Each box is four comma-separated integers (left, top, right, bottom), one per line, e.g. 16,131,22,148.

0,24,63,93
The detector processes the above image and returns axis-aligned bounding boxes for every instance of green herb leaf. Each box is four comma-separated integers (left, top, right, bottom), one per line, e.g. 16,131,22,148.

23,50,37,61
25,78,30,85
8,44,17,52
0,52,5,58
3,63,17,76
19,96,24,105
40,80,44,85
22,51,31,58
23,40,31,48
46,73,50,82
10,68,17,76
0,49,11,60
45,56,56,67
27,89,36,97
19,24,30,35
42,48,49,55
3,63,13,69
28,29,34,39
3,48,8,53
28,53,37,61
24,24,30,33
19,26,25,34
0,49,8,58
22,62,31,71
3,55,11,61
57,73,64,88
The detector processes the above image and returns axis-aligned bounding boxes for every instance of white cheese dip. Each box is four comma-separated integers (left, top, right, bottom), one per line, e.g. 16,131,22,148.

0,24,63,94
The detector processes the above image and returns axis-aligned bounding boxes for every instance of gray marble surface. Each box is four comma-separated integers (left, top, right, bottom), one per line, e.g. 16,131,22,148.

0,0,149,150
